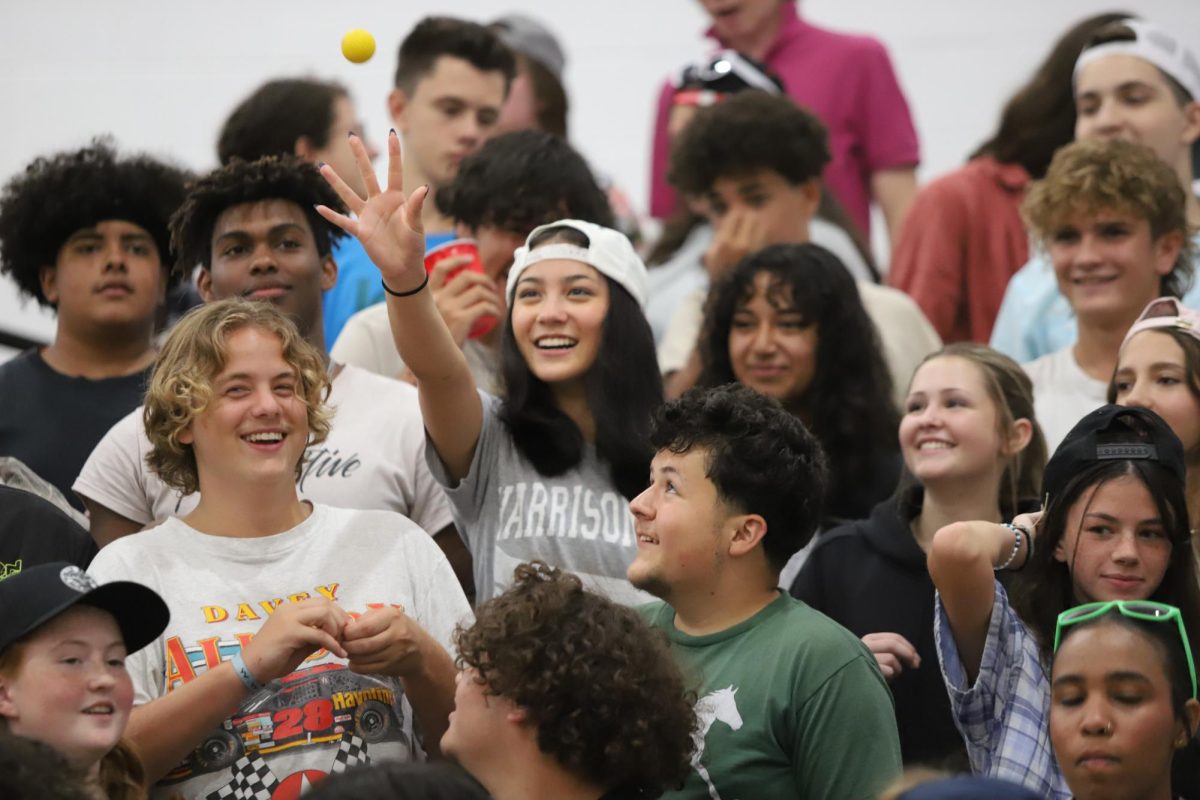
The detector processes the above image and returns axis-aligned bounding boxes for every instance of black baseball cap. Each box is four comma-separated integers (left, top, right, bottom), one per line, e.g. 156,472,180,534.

1043,405,1187,504
0,562,169,654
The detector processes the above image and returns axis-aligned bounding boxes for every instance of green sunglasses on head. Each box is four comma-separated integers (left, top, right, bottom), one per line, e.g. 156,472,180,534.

1054,600,1198,700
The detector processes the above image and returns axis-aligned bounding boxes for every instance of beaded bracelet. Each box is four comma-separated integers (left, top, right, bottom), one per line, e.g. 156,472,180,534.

381,272,429,298
230,651,265,693
995,523,1023,571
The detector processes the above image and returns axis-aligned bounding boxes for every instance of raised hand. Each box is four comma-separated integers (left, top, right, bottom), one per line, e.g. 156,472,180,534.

316,130,429,294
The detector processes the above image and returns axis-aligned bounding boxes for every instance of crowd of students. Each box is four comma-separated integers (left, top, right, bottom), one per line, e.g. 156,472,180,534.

0,2,1199,798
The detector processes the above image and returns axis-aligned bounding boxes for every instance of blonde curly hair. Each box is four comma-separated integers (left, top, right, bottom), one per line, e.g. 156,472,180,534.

144,298,332,494
1023,138,1195,298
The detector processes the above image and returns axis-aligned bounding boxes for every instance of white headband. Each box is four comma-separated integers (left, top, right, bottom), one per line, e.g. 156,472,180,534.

1074,20,1200,103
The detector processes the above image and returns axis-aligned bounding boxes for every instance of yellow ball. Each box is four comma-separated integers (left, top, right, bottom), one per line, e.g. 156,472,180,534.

341,29,376,64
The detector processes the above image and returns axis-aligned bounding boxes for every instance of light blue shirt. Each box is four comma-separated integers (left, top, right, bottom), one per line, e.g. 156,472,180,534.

990,233,1200,363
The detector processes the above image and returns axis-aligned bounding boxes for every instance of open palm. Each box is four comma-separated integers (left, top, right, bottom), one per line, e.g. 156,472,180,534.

316,130,428,292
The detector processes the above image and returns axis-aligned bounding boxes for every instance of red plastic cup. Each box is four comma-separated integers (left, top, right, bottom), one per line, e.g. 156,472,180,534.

423,238,497,339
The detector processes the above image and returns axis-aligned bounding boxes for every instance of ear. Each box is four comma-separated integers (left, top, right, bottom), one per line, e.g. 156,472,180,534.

1180,100,1200,147
1152,230,1185,279
1001,418,1034,457
39,264,59,306
0,676,17,719
798,178,822,218
387,88,410,132
195,268,216,303
1053,536,1068,564
726,513,769,559
1179,698,1200,746
178,424,194,446
293,135,317,162
320,253,338,292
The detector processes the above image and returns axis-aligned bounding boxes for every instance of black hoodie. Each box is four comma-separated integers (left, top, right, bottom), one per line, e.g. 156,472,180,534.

790,491,966,769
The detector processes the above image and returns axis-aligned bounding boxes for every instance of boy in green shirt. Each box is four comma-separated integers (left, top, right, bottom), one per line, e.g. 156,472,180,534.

629,384,902,799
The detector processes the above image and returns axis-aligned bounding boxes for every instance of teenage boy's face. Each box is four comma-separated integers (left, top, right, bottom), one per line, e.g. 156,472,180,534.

389,56,508,190
179,326,309,488
40,219,165,331
1047,207,1178,327
197,200,336,341
1075,54,1200,167
628,447,735,600
699,169,820,246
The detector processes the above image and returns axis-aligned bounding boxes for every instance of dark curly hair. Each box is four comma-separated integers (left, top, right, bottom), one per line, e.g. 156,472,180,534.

217,78,348,165
302,762,488,800
0,138,190,307
169,156,347,277
650,384,830,571
393,16,516,92
437,130,613,232
499,225,662,501
454,561,696,796
698,244,897,523
667,91,830,196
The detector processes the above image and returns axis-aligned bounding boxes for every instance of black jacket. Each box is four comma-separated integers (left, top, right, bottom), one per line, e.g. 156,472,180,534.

791,492,966,768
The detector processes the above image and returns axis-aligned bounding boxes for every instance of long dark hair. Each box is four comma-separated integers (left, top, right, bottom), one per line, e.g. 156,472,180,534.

1012,459,1200,666
698,243,897,518
971,11,1132,179
499,227,662,500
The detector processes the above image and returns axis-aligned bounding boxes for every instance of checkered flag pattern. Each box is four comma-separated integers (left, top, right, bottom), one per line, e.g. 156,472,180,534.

331,732,371,774
205,754,279,800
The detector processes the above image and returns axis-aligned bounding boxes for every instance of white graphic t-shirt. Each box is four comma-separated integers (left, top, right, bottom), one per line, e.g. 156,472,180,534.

426,391,652,606
88,504,472,800
74,365,453,536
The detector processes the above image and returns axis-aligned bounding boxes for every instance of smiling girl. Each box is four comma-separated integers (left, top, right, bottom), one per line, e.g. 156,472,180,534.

1050,602,1200,800
318,132,662,605
0,561,168,799
794,343,1045,766
930,405,1200,797
697,243,899,525
1110,298,1200,532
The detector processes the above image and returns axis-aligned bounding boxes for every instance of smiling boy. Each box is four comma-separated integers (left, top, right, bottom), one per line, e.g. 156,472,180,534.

87,299,469,798
1020,138,1193,451
628,384,901,798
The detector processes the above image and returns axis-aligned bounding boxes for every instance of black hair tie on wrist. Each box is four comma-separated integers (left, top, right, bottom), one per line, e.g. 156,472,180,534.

381,273,429,298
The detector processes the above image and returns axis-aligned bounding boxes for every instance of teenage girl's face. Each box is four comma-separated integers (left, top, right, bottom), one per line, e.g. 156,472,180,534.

728,272,819,406
1074,53,1200,167
900,356,1020,488
1056,475,1173,604
0,606,133,771
1051,621,1194,800
1114,331,1200,457
510,258,610,388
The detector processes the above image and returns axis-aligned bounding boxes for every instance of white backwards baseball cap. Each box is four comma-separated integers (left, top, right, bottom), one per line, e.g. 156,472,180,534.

1074,19,1200,103
506,219,648,309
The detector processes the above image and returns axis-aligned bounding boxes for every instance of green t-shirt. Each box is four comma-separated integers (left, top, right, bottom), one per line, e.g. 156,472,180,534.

642,593,902,799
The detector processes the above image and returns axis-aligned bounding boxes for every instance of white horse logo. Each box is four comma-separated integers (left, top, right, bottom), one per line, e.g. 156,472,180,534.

691,685,744,800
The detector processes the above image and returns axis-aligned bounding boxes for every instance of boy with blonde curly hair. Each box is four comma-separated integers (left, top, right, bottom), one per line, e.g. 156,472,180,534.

1021,137,1195,449
88,299,470,799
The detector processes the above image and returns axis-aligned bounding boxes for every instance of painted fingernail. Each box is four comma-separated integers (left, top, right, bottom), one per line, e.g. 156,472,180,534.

347,130,357,139
389,127,397,136
316,161,326,169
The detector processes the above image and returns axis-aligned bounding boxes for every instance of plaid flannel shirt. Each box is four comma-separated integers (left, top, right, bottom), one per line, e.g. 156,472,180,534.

934,580,1070,798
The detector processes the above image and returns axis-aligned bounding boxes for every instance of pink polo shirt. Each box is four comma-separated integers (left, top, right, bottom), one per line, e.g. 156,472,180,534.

649,3,920,237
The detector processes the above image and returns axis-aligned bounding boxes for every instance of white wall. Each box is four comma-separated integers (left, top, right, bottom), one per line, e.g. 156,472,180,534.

1,0,1196,347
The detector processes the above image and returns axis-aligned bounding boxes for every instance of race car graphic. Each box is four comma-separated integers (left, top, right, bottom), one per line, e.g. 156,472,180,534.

165,662,407,783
